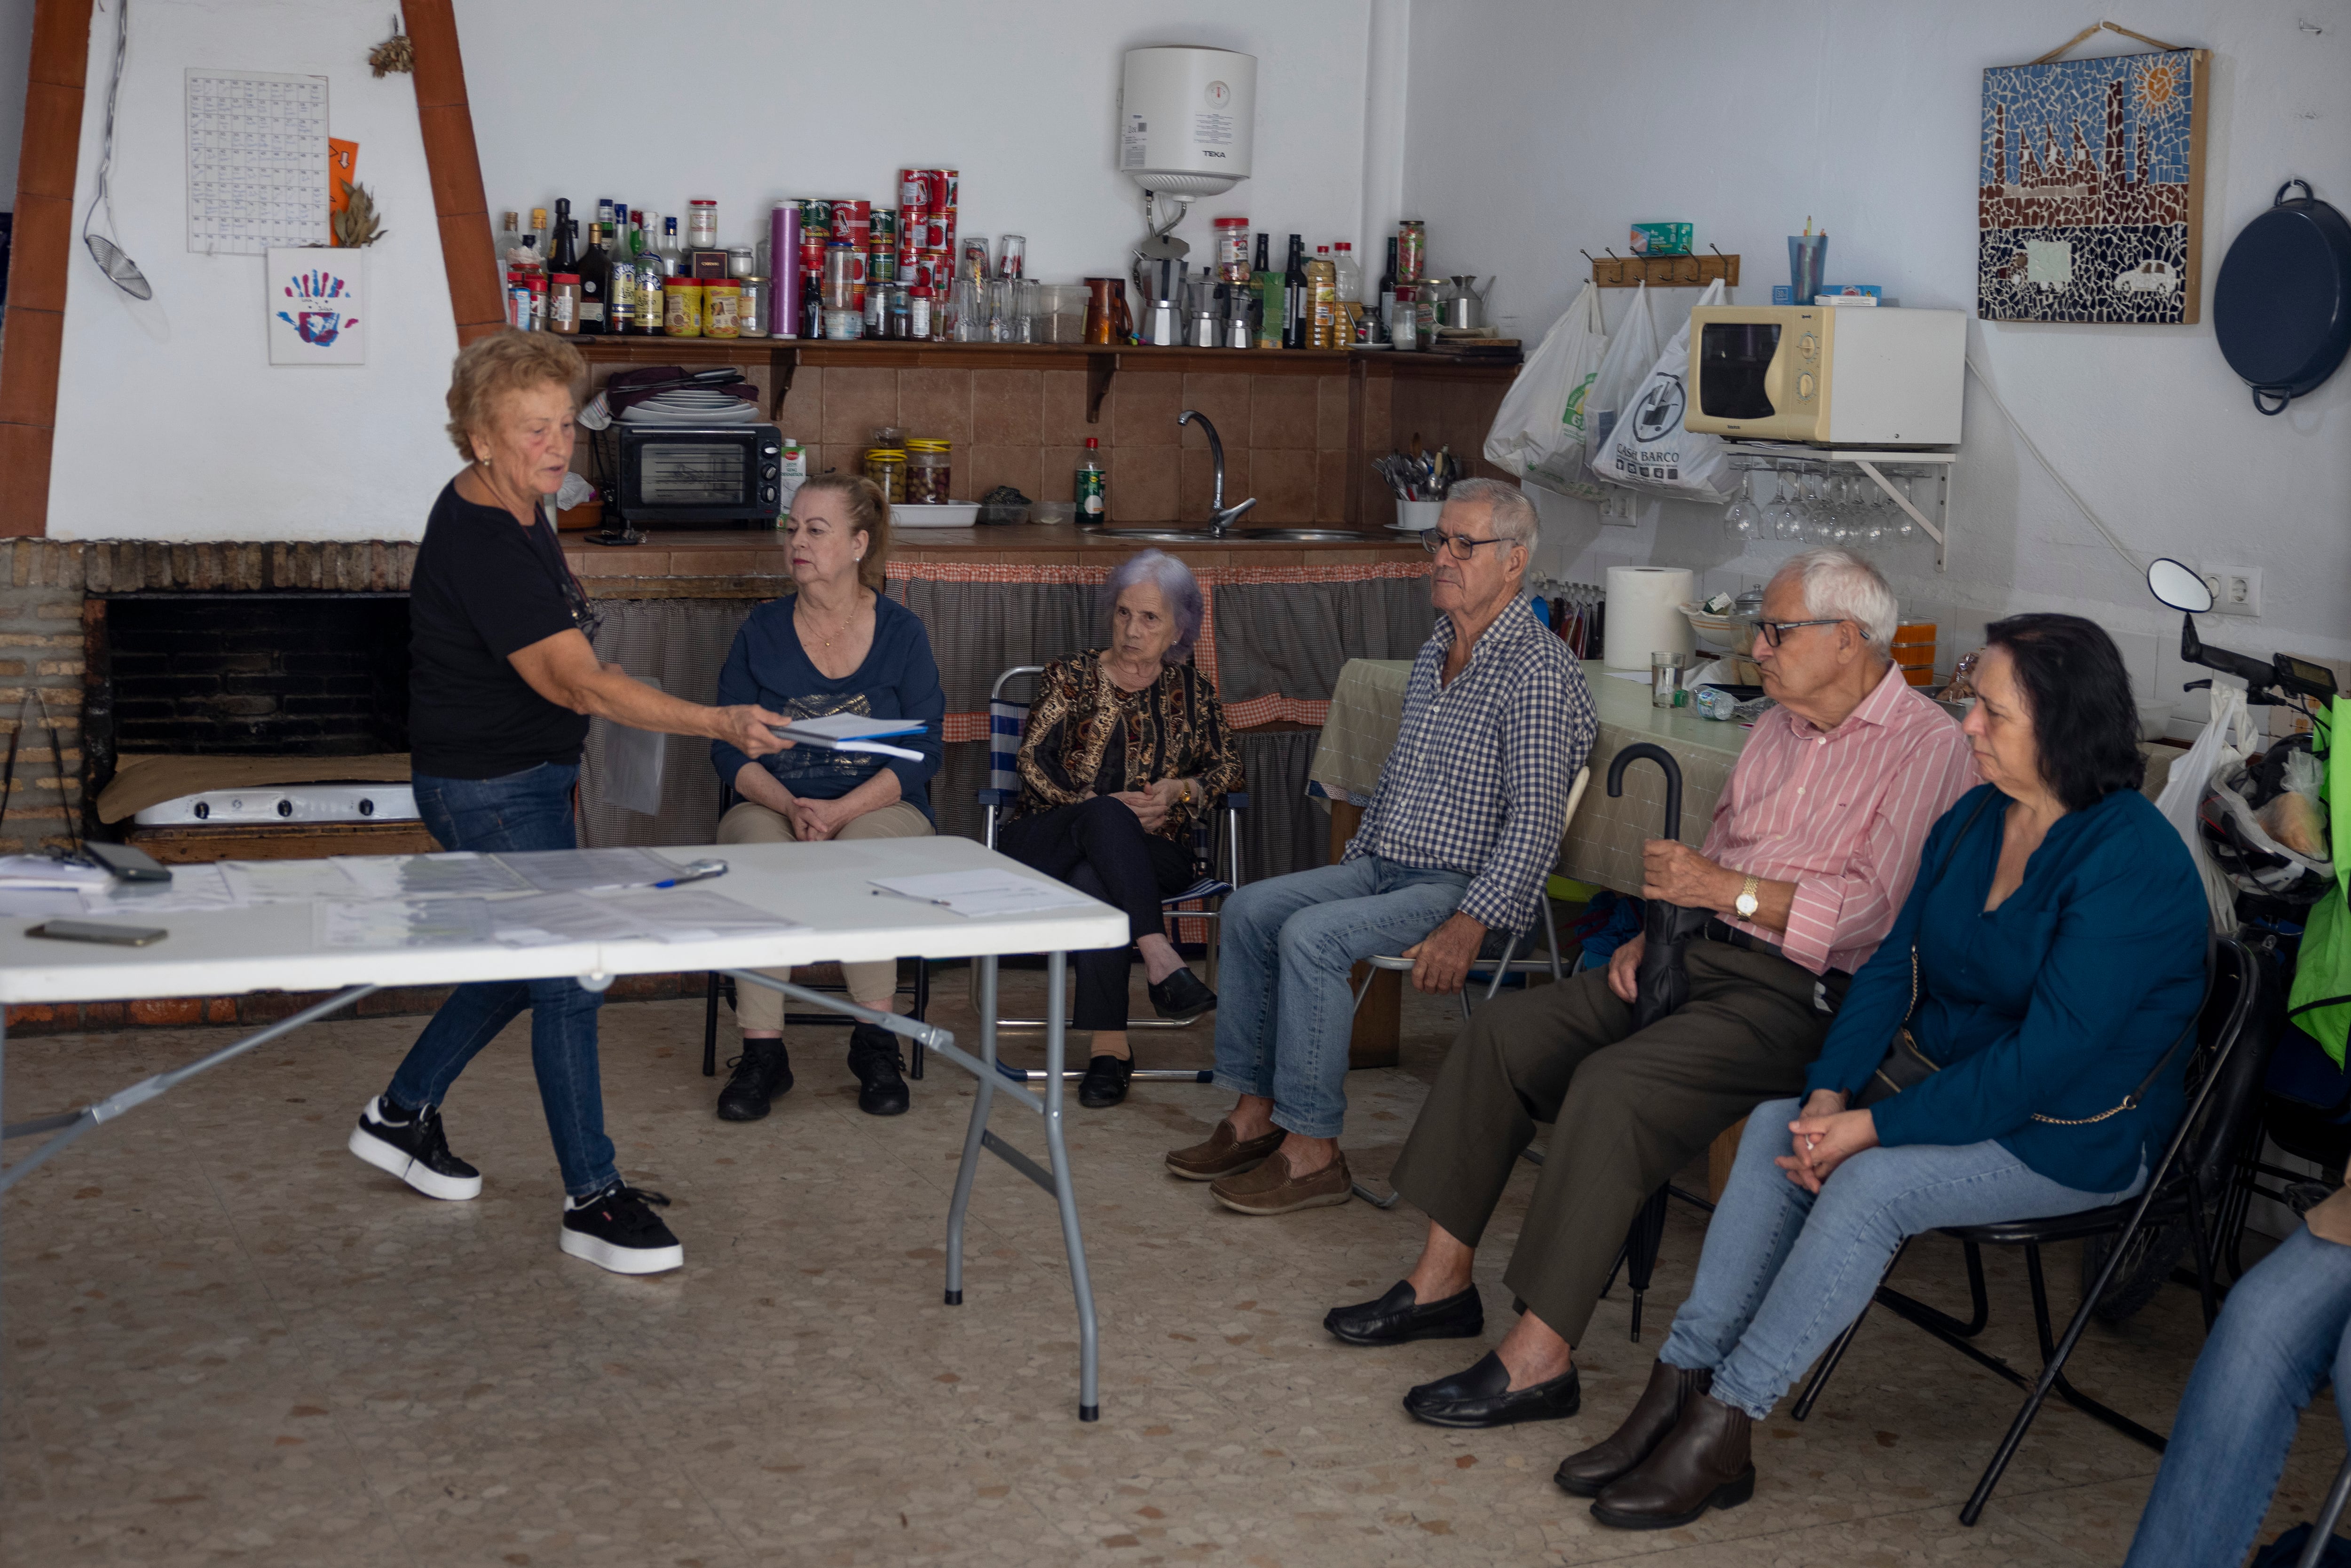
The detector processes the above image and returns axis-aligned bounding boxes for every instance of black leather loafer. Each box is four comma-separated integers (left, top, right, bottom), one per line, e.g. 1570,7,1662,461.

1148,968,1217,1023
1324,1280,1485,1346
845,1023,910,1116
1404,1350,1581,1429
1076,1053,1134,1108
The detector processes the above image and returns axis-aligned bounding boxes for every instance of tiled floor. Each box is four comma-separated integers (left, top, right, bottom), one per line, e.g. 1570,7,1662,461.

3,968,2343,1566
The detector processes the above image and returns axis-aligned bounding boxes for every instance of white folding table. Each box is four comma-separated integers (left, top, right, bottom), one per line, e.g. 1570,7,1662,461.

0,837,1129,1419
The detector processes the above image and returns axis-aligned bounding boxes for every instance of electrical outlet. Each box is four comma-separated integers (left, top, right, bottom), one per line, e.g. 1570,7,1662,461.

2208,566,2263,617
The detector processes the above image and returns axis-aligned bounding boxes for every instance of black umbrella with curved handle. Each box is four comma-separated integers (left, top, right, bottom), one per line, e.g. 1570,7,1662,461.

1606,743,1714,1029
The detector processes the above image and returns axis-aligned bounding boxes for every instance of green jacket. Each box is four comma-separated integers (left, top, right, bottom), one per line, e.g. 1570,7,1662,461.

2288,701,2351,1064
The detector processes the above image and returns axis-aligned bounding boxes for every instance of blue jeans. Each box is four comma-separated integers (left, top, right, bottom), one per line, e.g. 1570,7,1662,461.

2123,1224,2351,1568
385,763,616,1198
1660,1097,2141,1419
1211,856,1470,1139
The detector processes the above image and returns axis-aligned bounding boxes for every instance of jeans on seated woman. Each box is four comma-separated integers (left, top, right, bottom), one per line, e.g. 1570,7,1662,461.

1563,615,2208,1530
997,551,1242,1109
2121,1202,2351,1568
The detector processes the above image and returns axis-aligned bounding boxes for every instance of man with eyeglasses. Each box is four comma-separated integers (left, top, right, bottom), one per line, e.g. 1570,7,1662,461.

1166,479,1594,1215
1326,547,1976,1442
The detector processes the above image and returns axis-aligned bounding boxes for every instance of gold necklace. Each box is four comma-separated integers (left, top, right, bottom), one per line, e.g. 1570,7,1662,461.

802,599,859,652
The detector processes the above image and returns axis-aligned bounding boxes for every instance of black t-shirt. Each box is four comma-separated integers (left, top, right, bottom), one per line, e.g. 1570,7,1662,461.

408,481,592,779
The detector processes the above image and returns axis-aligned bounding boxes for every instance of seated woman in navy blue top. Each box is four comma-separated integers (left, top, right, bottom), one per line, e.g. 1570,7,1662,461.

709,474,945,1123
1564,615,2207,1531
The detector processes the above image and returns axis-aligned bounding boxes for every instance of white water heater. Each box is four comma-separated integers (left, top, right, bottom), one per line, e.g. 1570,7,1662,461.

1117,47,1257,198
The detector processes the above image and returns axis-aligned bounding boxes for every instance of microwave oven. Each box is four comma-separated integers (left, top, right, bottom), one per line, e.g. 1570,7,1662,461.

615,423,784,527
1683,306,1964,446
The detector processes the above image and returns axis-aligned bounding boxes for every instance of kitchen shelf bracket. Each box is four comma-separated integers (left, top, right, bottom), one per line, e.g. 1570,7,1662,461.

1085,353,1116,425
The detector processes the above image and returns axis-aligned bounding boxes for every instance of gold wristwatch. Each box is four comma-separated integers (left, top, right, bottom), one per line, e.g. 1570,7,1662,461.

1734,874,1760,920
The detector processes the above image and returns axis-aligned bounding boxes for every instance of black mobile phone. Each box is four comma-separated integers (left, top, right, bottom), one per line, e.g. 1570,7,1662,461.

27,919,168,946
84,842,173,882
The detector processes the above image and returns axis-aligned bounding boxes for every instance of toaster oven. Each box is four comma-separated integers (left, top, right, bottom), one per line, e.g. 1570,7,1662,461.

1684,306,1965,446
615,423,785,527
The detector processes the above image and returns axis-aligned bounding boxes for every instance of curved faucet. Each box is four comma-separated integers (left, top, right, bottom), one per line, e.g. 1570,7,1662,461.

1178,409,1258,534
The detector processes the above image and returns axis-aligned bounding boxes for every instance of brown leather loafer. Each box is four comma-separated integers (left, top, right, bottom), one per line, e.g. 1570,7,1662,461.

1164,1121,1286,1182
1590,1391,1755,1530
1209,1148,1353,1215
1555,1359,1713,1497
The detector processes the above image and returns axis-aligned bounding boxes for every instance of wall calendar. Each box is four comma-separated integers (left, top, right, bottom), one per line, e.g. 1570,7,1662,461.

185,69,331,255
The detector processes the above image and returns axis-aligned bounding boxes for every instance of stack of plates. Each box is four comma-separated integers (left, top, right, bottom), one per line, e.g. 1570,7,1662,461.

619,389,759,425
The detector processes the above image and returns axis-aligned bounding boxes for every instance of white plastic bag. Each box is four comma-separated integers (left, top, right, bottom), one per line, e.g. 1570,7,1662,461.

1488,282,1608,500
1582,283,1659,492
1595,278,1740,502
2154,682,2258,932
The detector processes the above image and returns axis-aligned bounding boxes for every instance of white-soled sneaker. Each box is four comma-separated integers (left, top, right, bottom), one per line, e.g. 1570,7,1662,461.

559,1181,684,1275
347,1095,482,1201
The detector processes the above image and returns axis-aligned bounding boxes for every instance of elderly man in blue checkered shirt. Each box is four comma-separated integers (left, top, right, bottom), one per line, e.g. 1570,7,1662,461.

1166,478,1596,1216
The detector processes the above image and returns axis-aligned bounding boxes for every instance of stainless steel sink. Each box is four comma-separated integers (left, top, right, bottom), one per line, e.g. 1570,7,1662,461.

1097,528,1379,544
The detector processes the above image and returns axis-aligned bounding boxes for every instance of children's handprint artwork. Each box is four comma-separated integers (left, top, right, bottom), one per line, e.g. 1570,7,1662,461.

267,248,366,364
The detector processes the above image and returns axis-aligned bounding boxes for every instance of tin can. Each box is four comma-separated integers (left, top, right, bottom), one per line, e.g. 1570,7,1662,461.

838,200,871,252
739,276,768,338
867,250,897,286
801,199,833,237
940,169,959,209
1396,220,1427,284
704,278,742,338
870,208,897,252
898,168,932,211
664,277,704,338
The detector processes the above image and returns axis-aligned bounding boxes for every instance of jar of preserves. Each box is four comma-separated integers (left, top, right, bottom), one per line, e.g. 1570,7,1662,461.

664,277,704,338
905,440,952,505
863,447,907,504
704,278,742,338
687,199,719,252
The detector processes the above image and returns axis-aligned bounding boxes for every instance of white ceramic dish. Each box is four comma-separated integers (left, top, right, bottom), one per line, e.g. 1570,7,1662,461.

895,503,981,528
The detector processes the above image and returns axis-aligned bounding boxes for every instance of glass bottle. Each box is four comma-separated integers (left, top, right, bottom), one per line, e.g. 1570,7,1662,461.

576,222,610,333
549,200,578,274
1253,232,1278,349
632,218,663,333
1375,236,1398,343
658,216,685,278
1076,438,1106,526
1282,234,1308,350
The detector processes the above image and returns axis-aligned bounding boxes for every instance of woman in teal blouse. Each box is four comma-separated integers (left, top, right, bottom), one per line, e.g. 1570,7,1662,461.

1562,615,2207,1531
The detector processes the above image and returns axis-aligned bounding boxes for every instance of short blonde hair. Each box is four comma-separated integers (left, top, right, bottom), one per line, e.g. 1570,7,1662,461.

444,330,585,460
792,473,893,591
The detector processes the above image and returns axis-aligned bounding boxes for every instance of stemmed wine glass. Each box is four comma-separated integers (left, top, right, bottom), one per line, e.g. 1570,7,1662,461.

1723,470,1757,540
1891,470,1920,540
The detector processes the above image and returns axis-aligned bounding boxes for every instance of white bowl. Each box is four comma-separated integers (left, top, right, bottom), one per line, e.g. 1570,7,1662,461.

895,503,980,528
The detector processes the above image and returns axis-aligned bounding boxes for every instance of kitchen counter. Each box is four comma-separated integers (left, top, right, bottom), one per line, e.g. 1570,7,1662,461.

564,522,1428,591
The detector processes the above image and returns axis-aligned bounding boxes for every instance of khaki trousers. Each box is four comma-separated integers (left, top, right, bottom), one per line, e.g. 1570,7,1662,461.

715,797,933,1030
1388,942,1837,1346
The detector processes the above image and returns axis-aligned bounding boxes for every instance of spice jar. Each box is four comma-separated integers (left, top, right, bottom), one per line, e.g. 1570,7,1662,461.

704,278,742,338
905,440,952,505
908,286,933,339
738,276,768,338
549,272,582,334
863,447,907,504
687,199,719,252
664,277,704,338
1214,216,1250,283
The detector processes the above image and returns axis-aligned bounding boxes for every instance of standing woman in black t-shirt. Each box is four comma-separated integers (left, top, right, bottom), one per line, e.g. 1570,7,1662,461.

348,331,789,1276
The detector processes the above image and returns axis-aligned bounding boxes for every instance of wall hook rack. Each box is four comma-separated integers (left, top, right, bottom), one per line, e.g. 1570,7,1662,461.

1590,246,1741,289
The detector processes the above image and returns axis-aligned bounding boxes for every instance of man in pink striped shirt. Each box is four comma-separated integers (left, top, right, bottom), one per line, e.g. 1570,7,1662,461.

1322,549,1979,1440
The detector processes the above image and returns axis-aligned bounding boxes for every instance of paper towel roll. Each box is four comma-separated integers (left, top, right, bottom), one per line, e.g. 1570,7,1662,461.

1603,566,1697,669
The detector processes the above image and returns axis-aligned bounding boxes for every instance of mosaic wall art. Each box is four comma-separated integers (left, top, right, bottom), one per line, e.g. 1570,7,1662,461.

1979,49,2209,324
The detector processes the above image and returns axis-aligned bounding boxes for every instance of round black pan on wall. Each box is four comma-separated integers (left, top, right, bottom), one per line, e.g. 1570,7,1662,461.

2213,180,2351,415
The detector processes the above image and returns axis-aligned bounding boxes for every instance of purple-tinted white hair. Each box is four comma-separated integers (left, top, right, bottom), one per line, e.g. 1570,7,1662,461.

1102,549,1205,664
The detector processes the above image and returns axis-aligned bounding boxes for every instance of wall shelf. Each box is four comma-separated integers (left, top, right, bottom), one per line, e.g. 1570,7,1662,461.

1723,441,1956,572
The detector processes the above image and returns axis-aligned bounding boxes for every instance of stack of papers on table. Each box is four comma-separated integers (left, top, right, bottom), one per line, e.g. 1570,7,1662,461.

0,854,112,890
870,870,1098,919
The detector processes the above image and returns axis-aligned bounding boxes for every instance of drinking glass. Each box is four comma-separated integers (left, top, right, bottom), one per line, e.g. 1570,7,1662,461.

1892,471,1920,539
1723,471,1756,539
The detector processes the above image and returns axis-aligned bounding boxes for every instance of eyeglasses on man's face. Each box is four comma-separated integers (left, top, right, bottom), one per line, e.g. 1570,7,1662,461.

1420,528,1516,561
1754,617,1861,648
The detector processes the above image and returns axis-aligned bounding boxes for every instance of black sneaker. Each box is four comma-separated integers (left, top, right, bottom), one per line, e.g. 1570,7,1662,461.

559,1181,684,1275
846,1022,911,1116
716,1037,793,1121
1148,967,1217,1024
347,1095,481,1201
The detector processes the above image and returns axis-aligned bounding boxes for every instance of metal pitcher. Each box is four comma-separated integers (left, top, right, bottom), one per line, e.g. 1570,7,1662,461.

1444,275,1491,331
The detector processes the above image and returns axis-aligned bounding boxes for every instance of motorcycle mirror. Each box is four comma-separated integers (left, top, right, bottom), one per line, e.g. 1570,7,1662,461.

2147,558,2213,615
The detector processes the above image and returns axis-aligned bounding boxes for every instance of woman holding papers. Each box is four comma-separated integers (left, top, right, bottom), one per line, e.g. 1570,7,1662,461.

710,473,946,1122
351,331,791,1278
1000,551,1242,1109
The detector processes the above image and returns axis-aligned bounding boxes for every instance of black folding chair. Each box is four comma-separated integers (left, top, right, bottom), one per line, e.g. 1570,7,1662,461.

699,781,932,1079
1791,934,2272,1525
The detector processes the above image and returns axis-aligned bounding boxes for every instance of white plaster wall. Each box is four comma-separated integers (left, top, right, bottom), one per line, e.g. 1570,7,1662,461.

0,0,33,206
46,0,457,541
456,0,1375,289
1404,0,2351,722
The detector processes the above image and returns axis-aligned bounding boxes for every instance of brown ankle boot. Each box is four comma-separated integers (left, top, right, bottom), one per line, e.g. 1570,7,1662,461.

1589,1390,1754,1530
1553,1359,1712,1497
